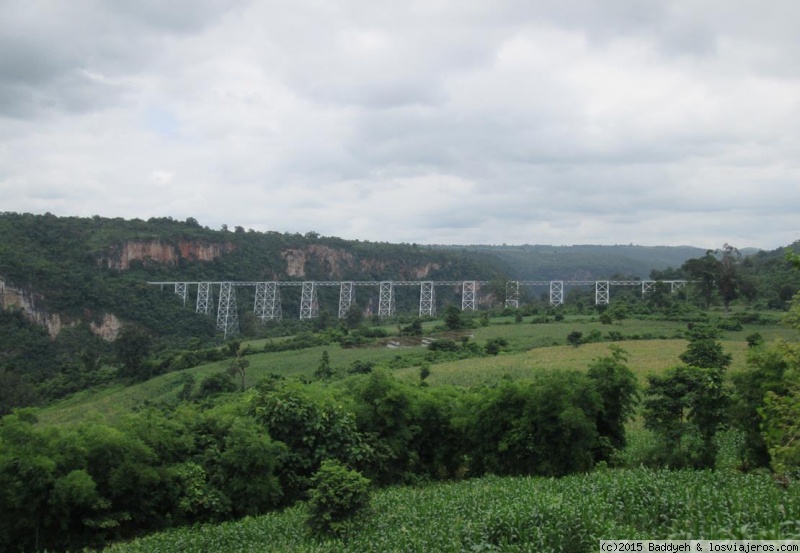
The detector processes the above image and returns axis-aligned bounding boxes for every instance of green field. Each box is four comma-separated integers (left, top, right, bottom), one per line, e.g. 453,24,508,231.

103,467,800,552
37,315,792,426
19,314,799,551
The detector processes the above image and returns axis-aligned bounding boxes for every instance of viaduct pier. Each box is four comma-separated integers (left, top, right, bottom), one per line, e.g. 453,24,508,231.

149,279,687,338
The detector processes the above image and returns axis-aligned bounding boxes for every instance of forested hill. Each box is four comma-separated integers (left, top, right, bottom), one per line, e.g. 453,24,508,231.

437,244,710,280
0,213,505,339
0,212,792,344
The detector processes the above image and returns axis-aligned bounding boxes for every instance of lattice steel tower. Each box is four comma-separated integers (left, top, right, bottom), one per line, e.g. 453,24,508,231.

549,281,564,305
216,282,240,338
505,281,520,309
462,281,477,311
378,281,396,317
254,282,282,322
196,282,213,315
299,281,319,319
338,281,355,319
419,281,435,316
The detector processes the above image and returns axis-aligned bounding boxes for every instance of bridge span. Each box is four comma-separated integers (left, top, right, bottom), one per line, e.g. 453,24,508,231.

148,279,687,338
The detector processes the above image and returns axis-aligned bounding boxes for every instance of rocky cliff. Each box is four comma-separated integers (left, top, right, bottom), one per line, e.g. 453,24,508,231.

282,245,441,279
101,239,236,270
0,277,121,340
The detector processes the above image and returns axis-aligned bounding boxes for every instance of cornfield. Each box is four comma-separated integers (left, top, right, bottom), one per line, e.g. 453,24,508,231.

104,467,800,553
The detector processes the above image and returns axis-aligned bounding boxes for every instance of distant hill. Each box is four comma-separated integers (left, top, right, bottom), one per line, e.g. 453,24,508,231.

437,244,710,280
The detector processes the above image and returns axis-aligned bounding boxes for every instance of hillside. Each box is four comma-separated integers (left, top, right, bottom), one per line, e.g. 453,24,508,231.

0,213,725,342
0,213,509,341
447,244,709,279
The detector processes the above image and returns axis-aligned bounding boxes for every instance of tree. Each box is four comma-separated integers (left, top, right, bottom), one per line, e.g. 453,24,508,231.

114,326,153,381
567,330,583,348
682,250,721,309
644,328,730,468
315,350,333,380
679,325,732,370
444,305,463,330
306,460,371,537
0,370,39,416
719,243,741,313
756,290,800,475
586,346,639,459
227,356,249,392
224,340,248,391
344,304,363,329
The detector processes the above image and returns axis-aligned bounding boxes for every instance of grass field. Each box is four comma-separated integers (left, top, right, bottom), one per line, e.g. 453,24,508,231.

36,315,792,426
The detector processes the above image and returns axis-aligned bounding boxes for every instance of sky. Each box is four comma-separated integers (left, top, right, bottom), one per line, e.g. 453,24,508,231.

1,0,799,250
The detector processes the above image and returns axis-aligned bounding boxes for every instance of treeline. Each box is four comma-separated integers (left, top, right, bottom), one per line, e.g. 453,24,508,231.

0,349,638,552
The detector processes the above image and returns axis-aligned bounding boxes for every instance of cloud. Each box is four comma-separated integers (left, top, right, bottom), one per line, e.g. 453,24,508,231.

0,0,798,250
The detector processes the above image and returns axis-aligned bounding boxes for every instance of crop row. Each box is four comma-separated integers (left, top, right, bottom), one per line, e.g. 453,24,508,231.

105,467,800,553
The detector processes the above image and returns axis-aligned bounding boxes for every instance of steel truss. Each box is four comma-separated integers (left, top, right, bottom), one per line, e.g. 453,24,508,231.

338,282,355,319
196,282,213,314
255,282,282,322
148,278,692,334
505,281,520,309
642,281,657,295
595,281,610,305
174,282,188,306
216,282,239,339
378,281,396,317
299,281,319,319
550,280,564,305
419,281,435,316
462,281,477,311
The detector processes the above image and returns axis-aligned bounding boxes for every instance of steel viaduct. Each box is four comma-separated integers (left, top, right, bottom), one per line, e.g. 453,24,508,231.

149,279,688,338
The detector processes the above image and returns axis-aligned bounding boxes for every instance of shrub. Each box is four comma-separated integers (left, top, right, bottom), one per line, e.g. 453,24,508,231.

306,460,371,537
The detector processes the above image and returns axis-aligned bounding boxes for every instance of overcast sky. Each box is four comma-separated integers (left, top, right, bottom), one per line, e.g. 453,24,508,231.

1,0,799,249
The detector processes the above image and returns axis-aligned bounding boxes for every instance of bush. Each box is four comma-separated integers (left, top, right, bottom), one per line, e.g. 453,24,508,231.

428,339,461,352
306,460,371,537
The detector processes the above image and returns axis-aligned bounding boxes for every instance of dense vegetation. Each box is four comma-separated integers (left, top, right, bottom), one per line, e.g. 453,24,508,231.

2,213,800,551
0,346,638,551
104,469,800,552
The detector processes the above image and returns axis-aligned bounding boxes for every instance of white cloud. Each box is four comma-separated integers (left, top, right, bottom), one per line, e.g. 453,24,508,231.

0,0,798,250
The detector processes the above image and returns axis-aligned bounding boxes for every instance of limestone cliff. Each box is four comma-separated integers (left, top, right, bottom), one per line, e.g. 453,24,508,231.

0,277,121,340
101,239,235,270
281,245,441,279
1,277,68,338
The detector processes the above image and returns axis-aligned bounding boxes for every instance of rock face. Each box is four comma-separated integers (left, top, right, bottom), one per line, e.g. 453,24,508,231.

89,313,123,341
0,278,69,338
102,239,235,270
1,277,122,340
282,245,441,279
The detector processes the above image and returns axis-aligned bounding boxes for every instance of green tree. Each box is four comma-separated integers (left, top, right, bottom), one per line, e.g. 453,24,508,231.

444,305,463,330
249,382,369,501
679,325,732,370
757,291,800,475
315,350,333,380
682,250,721,309
344,305,364,329
114,326,154,381
567,330,583,348
719,243,741,313
731,346,789,469
586,346,639,460
227,356,250,392
644,329,730,468
464,373,602,477
306,460,371,537
0,370,39,416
